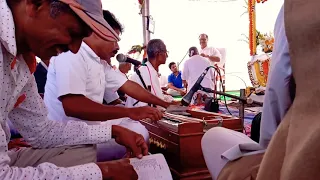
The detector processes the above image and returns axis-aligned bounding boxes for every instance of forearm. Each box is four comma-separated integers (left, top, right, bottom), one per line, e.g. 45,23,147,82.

168,84,183,92
208,56,220,62
183,81,188,90
61,95,130,121
120,81,169,108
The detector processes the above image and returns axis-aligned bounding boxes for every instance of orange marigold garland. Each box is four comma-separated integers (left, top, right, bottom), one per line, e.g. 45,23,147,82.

248,0,256,56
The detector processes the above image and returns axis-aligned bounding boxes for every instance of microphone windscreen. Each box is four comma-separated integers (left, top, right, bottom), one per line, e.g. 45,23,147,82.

116,54,126,63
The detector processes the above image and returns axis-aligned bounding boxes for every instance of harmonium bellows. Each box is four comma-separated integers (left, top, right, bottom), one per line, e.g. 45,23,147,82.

140,109,242,180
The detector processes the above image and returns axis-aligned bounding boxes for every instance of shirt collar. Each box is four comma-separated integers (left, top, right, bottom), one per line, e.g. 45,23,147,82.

146,61,158,74
0,0,17,56
0,0,36,73
81,42,100,62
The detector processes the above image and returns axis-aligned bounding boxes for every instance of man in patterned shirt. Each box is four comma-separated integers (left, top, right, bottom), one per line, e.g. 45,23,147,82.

0,0,155,179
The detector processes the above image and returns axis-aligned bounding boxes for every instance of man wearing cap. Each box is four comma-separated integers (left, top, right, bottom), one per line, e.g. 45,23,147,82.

44,10,169,161
0,0,147,179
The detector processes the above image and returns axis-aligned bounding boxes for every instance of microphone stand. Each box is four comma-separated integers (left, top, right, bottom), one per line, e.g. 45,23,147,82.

199,86,263,131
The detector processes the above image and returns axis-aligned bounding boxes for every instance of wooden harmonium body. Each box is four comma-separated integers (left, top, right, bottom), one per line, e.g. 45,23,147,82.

140,109,242,180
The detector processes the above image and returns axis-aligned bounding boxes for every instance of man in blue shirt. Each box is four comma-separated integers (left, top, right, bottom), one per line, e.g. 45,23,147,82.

167,62,186,96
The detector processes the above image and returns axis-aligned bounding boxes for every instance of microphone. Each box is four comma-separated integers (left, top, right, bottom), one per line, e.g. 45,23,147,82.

181,66,211,106
116,53,142,67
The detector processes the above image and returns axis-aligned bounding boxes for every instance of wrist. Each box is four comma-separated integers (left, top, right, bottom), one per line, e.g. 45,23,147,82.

111,125,122,139
96,163,110,179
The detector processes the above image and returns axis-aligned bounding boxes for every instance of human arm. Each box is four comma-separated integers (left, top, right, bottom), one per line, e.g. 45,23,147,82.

6,78,144,179
182,80,188,91
119,80,170,108
105,65,170,108
181,63,188,91
108,99,123,105
201,47,221,62
167,82,185,94
259,6,292,148
167,75,184,92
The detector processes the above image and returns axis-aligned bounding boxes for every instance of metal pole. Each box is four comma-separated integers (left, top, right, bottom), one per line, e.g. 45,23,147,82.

145,0,150,43
239,89,245,131
141,0,150,46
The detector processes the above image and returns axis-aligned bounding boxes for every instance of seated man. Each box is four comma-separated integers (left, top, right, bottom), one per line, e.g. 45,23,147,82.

182,47,215,105
44,10,169,162
126,39,173,107
167,62,186,96
1,0,147,179
34,59,50,96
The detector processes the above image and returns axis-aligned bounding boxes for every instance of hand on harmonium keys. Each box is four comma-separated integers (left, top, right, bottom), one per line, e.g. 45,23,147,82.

129,106,163,121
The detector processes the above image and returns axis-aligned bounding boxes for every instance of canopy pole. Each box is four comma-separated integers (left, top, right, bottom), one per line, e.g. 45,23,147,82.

142,0,150,46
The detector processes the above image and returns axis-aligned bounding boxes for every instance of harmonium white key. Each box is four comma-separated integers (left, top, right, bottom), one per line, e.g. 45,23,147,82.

157,118,180,133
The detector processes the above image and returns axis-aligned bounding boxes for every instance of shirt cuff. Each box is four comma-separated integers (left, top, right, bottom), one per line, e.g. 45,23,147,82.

68,163,102,179
87,124,112,144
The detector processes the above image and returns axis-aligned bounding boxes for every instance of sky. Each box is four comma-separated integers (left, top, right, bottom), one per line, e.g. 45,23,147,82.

102,0,283,90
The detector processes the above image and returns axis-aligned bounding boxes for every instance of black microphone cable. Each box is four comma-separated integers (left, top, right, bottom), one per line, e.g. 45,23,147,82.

209,65,232,116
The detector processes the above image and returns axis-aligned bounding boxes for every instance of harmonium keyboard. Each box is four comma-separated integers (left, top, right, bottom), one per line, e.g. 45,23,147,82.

140,109,242,180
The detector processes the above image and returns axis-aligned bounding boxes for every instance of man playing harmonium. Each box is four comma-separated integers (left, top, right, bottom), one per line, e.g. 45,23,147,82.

44,10,171,162
125,39,174,108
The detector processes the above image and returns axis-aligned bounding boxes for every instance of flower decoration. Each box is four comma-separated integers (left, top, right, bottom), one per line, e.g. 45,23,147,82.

127,44,146,60
257,32,274,53
127,45,145,55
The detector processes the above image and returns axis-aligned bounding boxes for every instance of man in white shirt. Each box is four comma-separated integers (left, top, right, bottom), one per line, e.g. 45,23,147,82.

0,0,147,179
201,5,290,179
199,33,223,68
45,10,169,161
182,47,215,105
126,39,173,107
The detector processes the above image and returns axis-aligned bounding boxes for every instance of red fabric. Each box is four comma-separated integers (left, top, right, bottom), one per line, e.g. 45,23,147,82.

14,94,26,108
10,57,16,70
8,138,30,150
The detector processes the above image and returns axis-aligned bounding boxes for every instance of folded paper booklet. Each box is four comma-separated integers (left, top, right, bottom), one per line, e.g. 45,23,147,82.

130,154,173,180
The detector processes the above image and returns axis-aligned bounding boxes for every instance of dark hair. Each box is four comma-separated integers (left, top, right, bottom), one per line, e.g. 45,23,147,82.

147,39,166,59
103,10,124,33
199,33,208,39
169,62,176,69
188,46,198,56
7,0,72,18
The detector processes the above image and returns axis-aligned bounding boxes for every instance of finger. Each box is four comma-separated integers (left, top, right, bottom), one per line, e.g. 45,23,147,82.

124,148,131,158
147,112,157,122
156,110,163,120
131,167,139,180
131,136,143,159
136,137,149,156
151,108,161,121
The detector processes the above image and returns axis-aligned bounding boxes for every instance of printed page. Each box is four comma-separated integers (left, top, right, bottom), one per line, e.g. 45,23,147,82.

130,154,173,180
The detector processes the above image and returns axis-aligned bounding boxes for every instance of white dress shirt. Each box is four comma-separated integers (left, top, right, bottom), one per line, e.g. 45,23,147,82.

260,5,292,148
0,1,109,179
200,46,223,67
126,61,164,107
181,55,215,93
44,42,127,125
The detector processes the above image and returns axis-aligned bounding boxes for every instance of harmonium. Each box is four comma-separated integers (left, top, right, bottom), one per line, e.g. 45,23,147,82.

140,109,242,180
